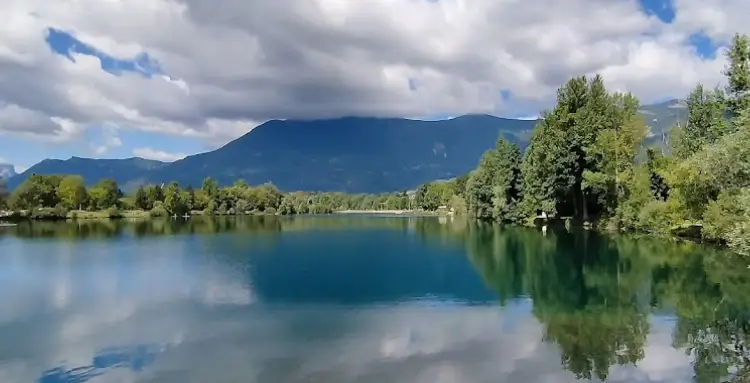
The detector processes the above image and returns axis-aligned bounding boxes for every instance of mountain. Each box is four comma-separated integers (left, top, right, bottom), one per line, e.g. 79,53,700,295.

0,164,17,180
5,115,534,193
6,102,690,193
148,115,535,193
638,99,688,149
6,157,168,191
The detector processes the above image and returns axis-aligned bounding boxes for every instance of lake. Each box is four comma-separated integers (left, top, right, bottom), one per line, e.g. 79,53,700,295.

0,216,748,382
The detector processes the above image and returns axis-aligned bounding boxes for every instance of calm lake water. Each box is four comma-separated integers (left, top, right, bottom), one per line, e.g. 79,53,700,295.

0,216,748,383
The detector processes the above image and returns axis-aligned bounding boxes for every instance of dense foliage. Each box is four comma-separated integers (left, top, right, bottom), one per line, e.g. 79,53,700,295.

1,174,421,219
440,33,750,256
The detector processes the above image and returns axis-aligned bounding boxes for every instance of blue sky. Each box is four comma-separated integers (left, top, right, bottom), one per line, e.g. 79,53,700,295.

0,0,725,173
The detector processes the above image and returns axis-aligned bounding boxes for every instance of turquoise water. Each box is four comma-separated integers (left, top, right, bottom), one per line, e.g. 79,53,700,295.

0,216,747,382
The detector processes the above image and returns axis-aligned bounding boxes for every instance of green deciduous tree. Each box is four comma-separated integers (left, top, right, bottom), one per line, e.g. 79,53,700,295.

163,182,187,215
56,175,88,209
10,174,62,209
88,178,122,210
582,93,647,219
201,177,219,198
184,185,196,211
145,184,164,209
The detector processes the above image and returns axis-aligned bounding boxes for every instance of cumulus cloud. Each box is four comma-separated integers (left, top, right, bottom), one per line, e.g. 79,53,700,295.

132,147,187,162
0,0,747,148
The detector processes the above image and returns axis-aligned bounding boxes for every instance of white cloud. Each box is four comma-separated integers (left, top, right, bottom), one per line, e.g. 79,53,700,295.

0,0,748,151
132,147,186,162
92,145,108,155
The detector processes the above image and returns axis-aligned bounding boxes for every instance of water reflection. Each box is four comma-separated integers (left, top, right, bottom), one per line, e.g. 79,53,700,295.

0,216,747,382
460,223,750,382
39,345,161,383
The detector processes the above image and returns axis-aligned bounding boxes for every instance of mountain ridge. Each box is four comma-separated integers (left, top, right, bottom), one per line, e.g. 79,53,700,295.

5,104,685,193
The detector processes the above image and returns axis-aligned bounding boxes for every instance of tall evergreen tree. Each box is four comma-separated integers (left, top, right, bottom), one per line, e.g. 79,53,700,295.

0,178,8,209
723,33,750,127
672,84,727,158
134,186,148,210
522,75,645,220
467,137,523,221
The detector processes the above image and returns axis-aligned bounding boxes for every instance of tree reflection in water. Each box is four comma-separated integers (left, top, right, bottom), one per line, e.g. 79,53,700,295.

453,221,749,382
5,216,748,381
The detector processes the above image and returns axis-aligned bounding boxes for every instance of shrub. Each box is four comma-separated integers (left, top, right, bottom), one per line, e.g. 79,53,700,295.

704,189,750,255
448,195,467,216
30,206,68,220
150,205,169,218
54,204,70,219
106,207,121,219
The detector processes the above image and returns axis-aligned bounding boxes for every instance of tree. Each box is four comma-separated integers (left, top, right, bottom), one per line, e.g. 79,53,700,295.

645,148,669,201
522,75,614,218
521,111,576,216
454,174,469,196
582,92,647,217
145,184,165,209
89,178,122,210
723,33,750,127
672,84,727,158
669,126,750,219
522,75,646,221
201,177,219,198
134,186,148,210
9,174,61,209
56,175,88,209
184,185,196,211
0,178,8,209
467,137,523,221
163,182,187,215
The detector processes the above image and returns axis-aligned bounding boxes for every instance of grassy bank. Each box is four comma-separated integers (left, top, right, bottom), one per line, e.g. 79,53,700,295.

334,209,441,215
68,210,151,220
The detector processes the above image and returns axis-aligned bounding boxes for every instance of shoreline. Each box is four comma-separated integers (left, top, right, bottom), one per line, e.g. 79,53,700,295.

334,209,441,215
0,209,444,222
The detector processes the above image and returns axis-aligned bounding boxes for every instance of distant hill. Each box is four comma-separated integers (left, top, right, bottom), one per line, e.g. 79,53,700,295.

6,157,168,191
6,102,689,193
7,115,535,193
638,98,688,150
0,164,17,180
146,115,535,193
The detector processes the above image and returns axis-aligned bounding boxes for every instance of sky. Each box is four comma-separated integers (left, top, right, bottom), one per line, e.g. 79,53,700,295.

0,0,745,173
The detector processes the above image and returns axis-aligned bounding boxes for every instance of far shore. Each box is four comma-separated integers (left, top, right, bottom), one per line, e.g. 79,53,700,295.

334,209,442,215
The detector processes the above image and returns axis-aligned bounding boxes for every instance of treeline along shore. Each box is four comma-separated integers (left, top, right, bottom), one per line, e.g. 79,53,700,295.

2,33,750,256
